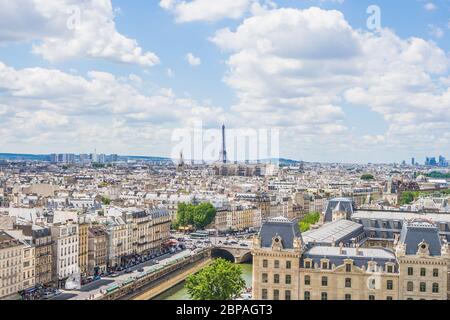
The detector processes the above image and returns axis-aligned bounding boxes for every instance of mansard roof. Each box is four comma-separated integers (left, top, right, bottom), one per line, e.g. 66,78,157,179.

399,219,442,256
324,198,354,222
259,217,302,249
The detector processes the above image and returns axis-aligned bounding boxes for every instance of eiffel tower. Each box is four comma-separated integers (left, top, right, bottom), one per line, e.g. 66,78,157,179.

219,124,227,164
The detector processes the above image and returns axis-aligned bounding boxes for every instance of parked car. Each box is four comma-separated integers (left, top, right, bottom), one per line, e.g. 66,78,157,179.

239,243,249,247
137,268,144,273
124,269,133,274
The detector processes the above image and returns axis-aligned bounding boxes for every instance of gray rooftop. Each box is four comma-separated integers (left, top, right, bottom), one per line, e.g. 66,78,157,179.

302,219,364,245
399,220,442,256
324,198,354,222
259,217,302,249
353,210,450,223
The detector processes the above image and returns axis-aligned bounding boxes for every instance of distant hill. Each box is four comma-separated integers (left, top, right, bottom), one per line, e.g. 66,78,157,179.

0,153,51,161
259,158,302,166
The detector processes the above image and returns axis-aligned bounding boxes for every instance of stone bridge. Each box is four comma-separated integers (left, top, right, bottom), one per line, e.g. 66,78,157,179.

211,245,252,264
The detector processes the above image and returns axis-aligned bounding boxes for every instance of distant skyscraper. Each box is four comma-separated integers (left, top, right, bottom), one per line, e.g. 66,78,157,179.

219,124,228,164
411,158,415,166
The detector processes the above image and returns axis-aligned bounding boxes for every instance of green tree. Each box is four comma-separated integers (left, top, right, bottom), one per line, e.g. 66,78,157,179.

298,212,321,232
176,202,216,230
186,258,246,300
101,197,111,205
361,174,375,181
399,191,418,205
193,203,216,229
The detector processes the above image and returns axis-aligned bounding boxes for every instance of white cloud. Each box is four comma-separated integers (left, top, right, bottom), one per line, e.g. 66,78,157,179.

167,68,175,77
211,7,450,160
0,0,159,67
424,2,437,11
159,0,276,23
186,53,201,66
0,61,225,154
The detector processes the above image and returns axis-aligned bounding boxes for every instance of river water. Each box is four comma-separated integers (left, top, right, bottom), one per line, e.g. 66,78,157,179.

153,263,253,300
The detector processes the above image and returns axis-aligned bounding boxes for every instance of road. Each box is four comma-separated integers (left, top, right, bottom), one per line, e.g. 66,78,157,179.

51,233,254,300
52,250,193,300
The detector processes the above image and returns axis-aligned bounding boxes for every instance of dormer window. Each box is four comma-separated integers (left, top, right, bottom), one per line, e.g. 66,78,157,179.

417,241,430,256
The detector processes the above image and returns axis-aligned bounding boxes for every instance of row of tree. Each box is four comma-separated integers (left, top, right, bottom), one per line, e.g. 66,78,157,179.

174,202,217,230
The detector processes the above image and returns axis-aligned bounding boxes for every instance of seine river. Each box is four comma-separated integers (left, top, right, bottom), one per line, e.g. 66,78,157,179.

154,263,253,300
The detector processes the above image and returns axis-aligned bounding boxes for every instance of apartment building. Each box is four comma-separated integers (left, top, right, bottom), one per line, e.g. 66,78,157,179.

88,226,108,276
0,232,25,299
50,221,79,288
78,220,89,277
32,226,52,286
104,216,131,268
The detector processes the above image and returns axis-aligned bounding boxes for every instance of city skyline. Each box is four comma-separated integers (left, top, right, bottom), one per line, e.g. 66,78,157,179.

1,1,450,163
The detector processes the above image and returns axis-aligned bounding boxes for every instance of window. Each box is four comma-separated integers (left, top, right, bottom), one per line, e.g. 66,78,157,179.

420,268,426,277
420,282,426,292
274,260,280,269
321,292,328,300
407,281,414,292
322,262,328,269
407,267,413,276
304,275,311,286
274,274,280,284
304,291,310,300
433,269,439,277
387,280,393,290
387,265,393,273
285,290,291,301
262,273,268,283
286,261,292,269
345,294,351,301
263,260,268,268
285,275,292,285
321,276,328,286
386,296,393,300
346,264,352,272
432,283,439,293
262,289,268,300
273,290,280,300
345,278,352,288
369,295,375,301
304,261,311,269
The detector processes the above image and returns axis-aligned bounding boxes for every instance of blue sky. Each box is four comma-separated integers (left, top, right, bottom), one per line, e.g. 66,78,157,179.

0,0,449,163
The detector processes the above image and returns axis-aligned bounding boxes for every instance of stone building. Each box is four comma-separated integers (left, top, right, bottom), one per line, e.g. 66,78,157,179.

88,226,108,276
78,219,89,277
50,221,79,288
0,231,25,299
252,216,450,300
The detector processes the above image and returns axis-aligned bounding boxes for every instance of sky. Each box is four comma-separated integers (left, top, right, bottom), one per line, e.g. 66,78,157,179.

0,0,449,164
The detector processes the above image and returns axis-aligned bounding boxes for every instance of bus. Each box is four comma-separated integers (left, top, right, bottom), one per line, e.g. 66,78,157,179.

106,284,120,293
189,232,208,240
122,278,134,286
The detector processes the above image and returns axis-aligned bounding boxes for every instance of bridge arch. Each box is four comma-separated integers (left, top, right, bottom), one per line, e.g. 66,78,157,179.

239,251,253,264
211,248,236,262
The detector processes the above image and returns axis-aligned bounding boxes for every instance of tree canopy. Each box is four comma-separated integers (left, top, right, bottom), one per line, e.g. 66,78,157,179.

175,202,216,230
186,258,246,300
298,212,321,232
361,174,375,181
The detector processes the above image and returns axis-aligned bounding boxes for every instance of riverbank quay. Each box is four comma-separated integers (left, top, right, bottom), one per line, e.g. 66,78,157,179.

97,248,211,300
